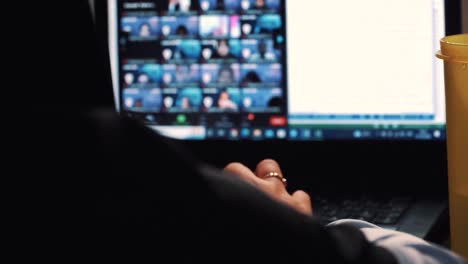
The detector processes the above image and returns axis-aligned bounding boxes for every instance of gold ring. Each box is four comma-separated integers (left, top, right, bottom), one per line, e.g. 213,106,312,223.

263,172,287,186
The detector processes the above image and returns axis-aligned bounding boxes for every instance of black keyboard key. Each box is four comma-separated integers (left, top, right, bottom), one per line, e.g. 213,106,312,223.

388,212,401,219
364,201,380,209
325,216,339,222
391,207,406,215
343,206,353,212
323,209,338,217
392,204,409,212
356,216,375,222
375,212,401,224
336,211,350,219
374,216,399,225
348,212,362,219
360,210,375,219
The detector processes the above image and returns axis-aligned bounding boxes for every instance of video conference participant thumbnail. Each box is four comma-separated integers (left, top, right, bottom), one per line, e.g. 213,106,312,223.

201,63,241,86
200,39,241,62
161,64,200,87
161,87,203,112
199,15,241,39
222,0,242,11
239,0,281,12
202,87,241,112
240,63,282,86
241,39,280,62
121,0,159,12
198,0,225,12
121,15,160,40
241,87,283,113
161,39,201,62
122,61,162,88
123,88,163,112
160,16,199,38
240,14,281,37
159,0,199,14
197,0,281,13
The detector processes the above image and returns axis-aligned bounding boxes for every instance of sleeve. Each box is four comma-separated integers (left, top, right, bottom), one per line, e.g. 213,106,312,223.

328,219,467,264
88,111,402,264
14,110,400,263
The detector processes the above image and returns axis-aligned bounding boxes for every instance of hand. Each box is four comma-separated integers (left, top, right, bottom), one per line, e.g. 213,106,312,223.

224,159,312,216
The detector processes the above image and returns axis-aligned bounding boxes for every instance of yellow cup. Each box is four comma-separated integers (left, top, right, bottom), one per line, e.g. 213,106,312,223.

436,34,468,258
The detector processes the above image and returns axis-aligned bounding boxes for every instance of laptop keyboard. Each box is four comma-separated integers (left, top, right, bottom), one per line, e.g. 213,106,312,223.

313,195,412,226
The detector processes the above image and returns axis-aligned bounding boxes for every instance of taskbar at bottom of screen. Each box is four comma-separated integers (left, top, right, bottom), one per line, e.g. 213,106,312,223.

148,126,289,140
148,125,446,141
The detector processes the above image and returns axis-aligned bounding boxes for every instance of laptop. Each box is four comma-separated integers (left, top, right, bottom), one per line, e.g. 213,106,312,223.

106,0,462,240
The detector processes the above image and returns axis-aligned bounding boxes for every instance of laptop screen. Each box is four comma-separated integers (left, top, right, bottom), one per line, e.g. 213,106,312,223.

109,0,446,141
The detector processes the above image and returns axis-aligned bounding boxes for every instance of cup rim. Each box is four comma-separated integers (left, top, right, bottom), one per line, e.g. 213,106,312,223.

440,34,468,47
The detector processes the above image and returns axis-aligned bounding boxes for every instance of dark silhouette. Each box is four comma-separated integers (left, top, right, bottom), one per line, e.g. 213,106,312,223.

176,25,189,36
242,70,262,83
267,96,282,107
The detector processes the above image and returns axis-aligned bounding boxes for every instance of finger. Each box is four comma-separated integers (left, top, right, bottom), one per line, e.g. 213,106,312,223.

292,190,313,215
255,159,285,189
224,162,259,186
